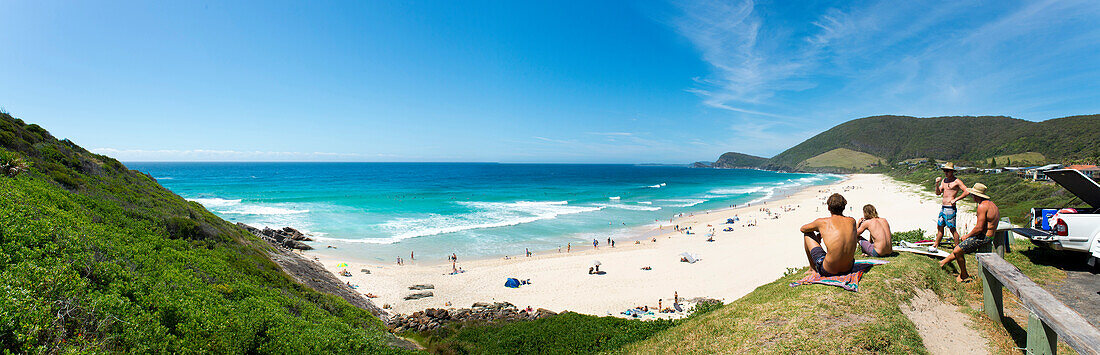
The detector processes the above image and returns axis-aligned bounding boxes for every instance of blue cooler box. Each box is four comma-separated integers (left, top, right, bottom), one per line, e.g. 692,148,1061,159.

1040,209,1058,231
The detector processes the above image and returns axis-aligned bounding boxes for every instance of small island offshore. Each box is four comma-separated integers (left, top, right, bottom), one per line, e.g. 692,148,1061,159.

3,1,1100,354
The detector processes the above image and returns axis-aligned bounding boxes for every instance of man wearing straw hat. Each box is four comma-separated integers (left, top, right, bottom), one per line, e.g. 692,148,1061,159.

938,183,999,282
933,162,969,248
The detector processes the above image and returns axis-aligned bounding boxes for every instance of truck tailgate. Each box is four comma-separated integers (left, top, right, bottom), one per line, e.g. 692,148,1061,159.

1012,227,1053,239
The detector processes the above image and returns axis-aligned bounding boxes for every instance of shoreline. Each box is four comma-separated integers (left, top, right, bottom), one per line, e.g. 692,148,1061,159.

304,173,973,319
303,172,848,268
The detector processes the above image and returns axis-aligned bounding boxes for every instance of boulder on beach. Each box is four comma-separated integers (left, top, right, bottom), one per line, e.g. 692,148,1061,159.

404,291,434,300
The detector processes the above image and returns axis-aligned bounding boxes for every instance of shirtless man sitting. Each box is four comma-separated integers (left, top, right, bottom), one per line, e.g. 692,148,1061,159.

856,204,893,257
934,162,969,248
939,183,999,282
801,193,857,276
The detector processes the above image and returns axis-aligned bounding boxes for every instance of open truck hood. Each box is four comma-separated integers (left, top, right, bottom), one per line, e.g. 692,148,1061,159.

1045,169,1100,207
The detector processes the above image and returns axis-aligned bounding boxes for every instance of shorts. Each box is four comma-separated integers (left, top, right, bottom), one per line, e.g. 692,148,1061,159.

858,238,880,257
809,246,840,276
958,235,991,254
937,206,957,228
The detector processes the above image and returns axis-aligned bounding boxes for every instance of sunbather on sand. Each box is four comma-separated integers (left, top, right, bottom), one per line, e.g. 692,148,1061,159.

856,204,893,257
800,193,857,276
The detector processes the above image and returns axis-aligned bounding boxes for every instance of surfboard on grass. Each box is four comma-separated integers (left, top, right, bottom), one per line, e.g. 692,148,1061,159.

895,241,950,258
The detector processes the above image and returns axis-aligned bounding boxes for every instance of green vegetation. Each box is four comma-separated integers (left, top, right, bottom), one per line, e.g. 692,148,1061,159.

712,152,768,168
797,148,883,171
409,303,718,354
0,150,31,177
710,114,1099,172
985,152,1046,166
0,112,409,353
624,248,966,353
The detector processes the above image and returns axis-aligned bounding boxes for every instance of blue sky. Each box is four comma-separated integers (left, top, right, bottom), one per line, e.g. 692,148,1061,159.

2,1,1098,163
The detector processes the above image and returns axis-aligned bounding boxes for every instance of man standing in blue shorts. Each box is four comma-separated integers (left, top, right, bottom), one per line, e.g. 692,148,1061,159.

934,162,969,248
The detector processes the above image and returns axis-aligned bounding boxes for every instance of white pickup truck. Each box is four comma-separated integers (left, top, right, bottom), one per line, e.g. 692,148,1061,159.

1014,169,1100,268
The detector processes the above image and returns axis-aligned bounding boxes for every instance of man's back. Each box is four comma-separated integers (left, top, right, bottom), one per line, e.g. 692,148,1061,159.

816,215,857,274
977,201,1000,238
860,218,893,254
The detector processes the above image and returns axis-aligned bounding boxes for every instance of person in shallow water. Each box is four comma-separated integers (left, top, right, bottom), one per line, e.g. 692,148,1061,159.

800,193,857,276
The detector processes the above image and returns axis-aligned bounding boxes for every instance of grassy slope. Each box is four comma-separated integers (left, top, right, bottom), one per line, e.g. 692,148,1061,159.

623,252,959,354
713,152,769,168
797,148,882,171
985,152,1046,165
0,113,409,353
761,114,1100,170
407,308,721,354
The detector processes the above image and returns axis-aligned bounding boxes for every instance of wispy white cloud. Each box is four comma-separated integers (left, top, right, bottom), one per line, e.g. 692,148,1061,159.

585,132,635,137
662,0,1100,156
669,0,817,115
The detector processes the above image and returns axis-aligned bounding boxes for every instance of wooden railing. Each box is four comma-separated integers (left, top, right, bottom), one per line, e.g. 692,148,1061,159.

976,253,1100,355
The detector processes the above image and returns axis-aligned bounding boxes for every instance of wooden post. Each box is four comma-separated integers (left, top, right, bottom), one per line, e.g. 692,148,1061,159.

1028,312,1058,355
980,262,1003,324
992,230,1008,256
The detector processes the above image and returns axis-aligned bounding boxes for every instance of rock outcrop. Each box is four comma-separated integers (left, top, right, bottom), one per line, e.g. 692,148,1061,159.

388,302,557,332
236,223,388,320
237,223,314,250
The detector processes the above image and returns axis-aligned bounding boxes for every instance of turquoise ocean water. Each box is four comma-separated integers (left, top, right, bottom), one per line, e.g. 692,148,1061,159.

127,163,841,262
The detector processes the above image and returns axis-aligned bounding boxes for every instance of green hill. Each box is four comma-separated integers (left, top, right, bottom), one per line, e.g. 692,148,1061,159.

0,113,410,353
711,152,768,169
796,148,883,172
710,114,1100,171
767,114,1100,170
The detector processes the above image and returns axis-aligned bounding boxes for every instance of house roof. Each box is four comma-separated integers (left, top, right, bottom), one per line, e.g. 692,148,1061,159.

1066,164,1100,171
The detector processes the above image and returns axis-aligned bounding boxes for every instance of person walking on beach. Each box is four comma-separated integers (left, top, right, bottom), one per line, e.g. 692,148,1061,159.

939,183,999,282
800,194,857,276
593,239,599,249
856,204,892,257
934,162,969,248
567,243,571,253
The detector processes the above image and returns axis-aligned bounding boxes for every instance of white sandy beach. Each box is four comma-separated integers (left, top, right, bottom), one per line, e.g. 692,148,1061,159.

307,174,982,318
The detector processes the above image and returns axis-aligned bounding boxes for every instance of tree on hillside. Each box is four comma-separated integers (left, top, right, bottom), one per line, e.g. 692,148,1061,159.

989,157,997,168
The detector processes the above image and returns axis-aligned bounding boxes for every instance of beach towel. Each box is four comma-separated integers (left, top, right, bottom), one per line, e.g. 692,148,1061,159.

788,260,889,292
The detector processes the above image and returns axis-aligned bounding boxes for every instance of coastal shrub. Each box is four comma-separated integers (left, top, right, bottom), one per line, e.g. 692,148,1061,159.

0,150,30,177
418,312,680,354
891,229,927,243
0,112,412,353
415,298,724,353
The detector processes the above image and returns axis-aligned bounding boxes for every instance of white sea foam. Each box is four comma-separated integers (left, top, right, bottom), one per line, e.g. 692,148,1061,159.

638,201,652,205
187,197,242,207
708,186,763,195
340,200,604,244
647,183,666,188
609,196,620,200
657,199,707,207
222,206,310,215
155,176,174,180
598,203,662,211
